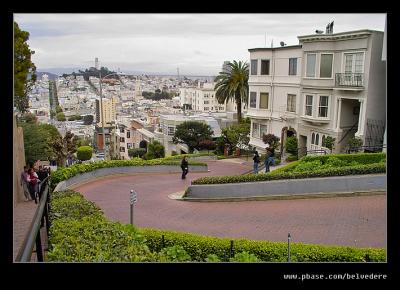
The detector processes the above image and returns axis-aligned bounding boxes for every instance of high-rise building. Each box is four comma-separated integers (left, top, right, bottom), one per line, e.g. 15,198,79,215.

95,96,118,126
95,57,99,70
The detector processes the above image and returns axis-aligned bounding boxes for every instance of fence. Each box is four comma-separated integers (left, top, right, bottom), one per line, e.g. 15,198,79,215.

15,176,51,262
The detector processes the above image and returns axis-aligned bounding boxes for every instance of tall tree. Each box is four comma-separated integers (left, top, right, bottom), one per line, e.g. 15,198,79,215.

214,60,249,122
221,118,251,154
172,121,214,153
145,141,165,159
51,131,77,166
14,21,37,113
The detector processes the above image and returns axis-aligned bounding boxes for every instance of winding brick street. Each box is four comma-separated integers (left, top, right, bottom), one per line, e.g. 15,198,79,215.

75,160,386,248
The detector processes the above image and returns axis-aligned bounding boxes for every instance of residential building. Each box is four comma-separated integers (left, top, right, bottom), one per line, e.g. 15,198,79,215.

95,95,118,126
248,28,386,156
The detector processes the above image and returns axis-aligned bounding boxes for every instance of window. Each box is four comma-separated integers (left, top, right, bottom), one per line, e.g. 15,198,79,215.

345,52,364,73
289,58,297,75
204,107,209,111
250,92,257,108
320,54,333,78
120,127,125,133
251,59,258,75
127,143,132,149
305,95,313,116
321,135,326,147
259,93,269,109
261,60,270,75
204,100,209,104
120,137,125,143
318,96,329,117
127,130,130,138
315,134,319,145
120,147,125,152
260,124,268,139
306,54,316,77
252,122,259,138
287,94,296,112
311,133,315,144
168,126,175,136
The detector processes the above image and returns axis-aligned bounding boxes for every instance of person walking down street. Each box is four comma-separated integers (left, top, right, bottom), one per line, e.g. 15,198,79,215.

27,168,39,203
181,156,189,179
265,147,275,173
253,151,261,174
20,166,31,201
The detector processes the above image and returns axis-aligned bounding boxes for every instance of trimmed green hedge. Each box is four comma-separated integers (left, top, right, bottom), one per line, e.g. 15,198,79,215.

192,153,386,185
163,152,216,160
138,228,385,262
48,190,385,262
50,157,207,191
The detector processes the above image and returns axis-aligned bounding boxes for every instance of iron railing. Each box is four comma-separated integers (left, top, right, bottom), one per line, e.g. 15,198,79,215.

15,176,51,262
335,73,364,87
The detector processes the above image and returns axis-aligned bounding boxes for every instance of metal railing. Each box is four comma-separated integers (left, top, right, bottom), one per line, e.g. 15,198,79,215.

335,73,364,87
15,176,51,262
346,144,387,154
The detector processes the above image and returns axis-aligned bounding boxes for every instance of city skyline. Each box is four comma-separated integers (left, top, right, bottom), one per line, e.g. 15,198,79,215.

15,13,386,76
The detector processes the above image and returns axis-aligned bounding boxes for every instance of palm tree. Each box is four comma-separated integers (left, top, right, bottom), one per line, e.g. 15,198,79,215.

214,60,249,122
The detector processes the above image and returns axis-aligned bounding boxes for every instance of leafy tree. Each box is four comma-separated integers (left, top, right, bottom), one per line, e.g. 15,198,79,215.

83,115,94,125
21,112,37,124
56,112,66,121
128,148,146,159
285,136,298,156
214,60,249,122
145,141,165,160
262,133,280,150
173,121,214,153
322,136,336,151
77,146,93,161
50,131,77,166
14,21,37,113
198,139,216,152
220,118,250,154
20,122,61,164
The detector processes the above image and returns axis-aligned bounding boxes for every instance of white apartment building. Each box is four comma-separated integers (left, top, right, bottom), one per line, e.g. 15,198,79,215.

179,82,245,114
248,29,386,155
248,45,303,155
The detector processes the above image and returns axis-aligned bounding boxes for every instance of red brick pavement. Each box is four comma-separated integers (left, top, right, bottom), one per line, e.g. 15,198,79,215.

74,160,386,248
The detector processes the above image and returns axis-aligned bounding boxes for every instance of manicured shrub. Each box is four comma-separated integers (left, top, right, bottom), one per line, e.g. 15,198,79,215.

146,140,165,160
286,154,298,162
138,228,385,262
128,148,146,159
77,146,93,161
285,136,298,156
158,245,191,262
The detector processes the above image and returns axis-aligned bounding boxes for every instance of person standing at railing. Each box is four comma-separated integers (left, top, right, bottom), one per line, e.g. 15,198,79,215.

26,168,39,204
20,166,31,201
181,156,189,179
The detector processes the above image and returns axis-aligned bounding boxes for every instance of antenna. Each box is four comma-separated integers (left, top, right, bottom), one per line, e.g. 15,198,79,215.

280,41,286,47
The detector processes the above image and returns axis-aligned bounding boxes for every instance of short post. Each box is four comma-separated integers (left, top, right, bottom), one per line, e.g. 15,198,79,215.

130,189,137,226
288,233,291,262
162,235,165,248
230,240,234,258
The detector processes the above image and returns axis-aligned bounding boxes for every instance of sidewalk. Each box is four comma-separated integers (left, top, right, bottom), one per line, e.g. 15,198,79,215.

13,199,38,261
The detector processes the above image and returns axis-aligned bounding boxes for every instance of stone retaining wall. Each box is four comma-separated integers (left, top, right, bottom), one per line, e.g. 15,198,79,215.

185,174,386,199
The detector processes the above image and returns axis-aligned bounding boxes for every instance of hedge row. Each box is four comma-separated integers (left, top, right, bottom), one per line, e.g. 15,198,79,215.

50,157,207,191
138,228,385,262
163,152,216,160
48,190,385,262
192,163,386,185
300,152,385,166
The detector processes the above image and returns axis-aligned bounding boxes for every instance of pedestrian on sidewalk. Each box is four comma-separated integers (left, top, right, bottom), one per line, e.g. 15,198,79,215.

265,147,275,173
20,166,31,201
181,156,189,179
253,151,260,174
27,168,39,203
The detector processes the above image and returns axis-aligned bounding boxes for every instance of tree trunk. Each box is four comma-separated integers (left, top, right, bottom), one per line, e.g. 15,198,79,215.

236,93,242,123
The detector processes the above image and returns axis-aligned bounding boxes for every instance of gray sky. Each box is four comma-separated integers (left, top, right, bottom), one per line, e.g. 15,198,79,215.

14,13,386,76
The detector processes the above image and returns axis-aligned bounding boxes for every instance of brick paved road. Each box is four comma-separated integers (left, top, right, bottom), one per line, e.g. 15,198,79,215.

75,160,386,248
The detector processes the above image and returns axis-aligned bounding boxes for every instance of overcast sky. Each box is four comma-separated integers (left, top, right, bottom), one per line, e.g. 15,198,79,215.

14,13,386,76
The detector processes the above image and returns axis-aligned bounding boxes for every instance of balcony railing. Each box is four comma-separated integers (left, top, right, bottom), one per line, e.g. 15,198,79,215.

335,73,364,87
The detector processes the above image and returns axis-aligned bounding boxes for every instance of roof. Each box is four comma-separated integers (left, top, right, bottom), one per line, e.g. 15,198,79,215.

298,29,382,42
248,45,302,52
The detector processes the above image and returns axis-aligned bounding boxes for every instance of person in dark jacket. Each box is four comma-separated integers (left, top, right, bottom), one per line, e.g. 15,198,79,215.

265,147,275,173
181,156,189,179
253,151,260,174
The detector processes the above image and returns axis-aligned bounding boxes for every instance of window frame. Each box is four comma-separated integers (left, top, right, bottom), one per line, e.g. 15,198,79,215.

287,94,296,113
261,59,270,75
249,92,257,108
250,59,258,75
305,95,313,116
252,122,259,138
259,92,269,109
305,53,317,78
289,58,297,76
318,95,329,118
319,53,334,79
